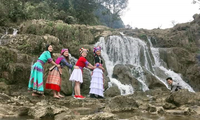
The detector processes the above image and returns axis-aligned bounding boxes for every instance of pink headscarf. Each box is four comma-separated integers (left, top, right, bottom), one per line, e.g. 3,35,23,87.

61,48,68,55
55,48,68,64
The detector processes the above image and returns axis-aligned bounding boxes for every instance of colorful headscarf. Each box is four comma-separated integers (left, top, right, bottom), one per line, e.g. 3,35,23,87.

93,46,101,53
79,47,89,54
61,48,68,55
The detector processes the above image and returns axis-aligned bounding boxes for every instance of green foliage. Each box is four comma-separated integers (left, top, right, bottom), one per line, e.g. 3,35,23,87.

0,2,8,25
0,47,18,84
0,0,125,28
139,34,148,41
0,78,6,82
94,5,125,28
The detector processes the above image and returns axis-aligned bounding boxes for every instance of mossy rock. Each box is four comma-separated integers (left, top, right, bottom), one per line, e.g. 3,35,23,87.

0,46,31,85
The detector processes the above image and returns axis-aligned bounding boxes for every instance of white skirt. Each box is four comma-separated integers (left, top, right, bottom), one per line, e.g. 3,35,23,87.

69,69,83,83
89,68,104,97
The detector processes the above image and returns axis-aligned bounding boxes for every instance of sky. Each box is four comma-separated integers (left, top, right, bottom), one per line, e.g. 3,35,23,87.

121,0,200,29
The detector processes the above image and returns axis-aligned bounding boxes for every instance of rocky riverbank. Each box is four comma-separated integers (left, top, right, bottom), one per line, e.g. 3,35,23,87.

1,89,200,120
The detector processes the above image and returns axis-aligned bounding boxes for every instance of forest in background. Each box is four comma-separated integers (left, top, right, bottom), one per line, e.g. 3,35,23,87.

0,0,128,28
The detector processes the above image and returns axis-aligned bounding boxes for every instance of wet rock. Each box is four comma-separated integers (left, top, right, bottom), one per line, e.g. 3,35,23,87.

113,64,167,91
143,68,167,90
68,98,103,108
183,107,197,115
190,106,200,115
106,95,139,112
103,76,110,91
0,91,11,101
112,64,139,90
165,110,185,115
17,107,29,116
129,116,151,120
147,104,157,113
163,102,176,109
55,112,76,120
28,104,70,119
0,103,16,117
104,86,121,97
157,107,165,115
80,112,118,120
166,89,200,107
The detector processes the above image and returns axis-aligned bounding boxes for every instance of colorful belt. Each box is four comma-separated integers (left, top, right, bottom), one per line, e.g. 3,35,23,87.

37,60,45,65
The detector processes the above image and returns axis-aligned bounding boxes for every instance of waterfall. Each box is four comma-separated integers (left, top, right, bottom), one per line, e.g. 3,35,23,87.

0,30,8,45
13,28,18,36
147,38,194,92
95,35,194,94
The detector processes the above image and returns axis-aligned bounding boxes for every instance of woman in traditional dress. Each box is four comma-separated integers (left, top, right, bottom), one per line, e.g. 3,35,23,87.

45,48,79,98
89,46,105,98
28,44,60,96
69,48,95,99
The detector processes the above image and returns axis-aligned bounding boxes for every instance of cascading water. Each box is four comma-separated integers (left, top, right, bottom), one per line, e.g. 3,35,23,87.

147,38,194,92
95,35,194,94
0,28,17,45
0,29,8,45
13,28,18,36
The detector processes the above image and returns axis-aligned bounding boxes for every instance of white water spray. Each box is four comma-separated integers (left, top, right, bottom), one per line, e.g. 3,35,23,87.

95,35,194,94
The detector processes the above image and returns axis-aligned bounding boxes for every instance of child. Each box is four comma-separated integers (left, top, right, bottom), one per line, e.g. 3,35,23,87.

69,48,95,99
45,48,79,98
89,46,105,98
28,44,60,96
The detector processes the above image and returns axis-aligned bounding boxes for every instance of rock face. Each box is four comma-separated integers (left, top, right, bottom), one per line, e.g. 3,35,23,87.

104,86,121,97
113,64,139,90
60,67,73,95
112,64,167,92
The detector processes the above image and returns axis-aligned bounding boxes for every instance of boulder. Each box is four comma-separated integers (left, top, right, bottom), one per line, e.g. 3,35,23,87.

105,95,139,112
166,89,200,107
104,86,121,97
112,64,140,90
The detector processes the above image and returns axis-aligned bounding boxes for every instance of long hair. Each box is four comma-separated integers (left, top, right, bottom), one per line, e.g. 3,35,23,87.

46,44,54,59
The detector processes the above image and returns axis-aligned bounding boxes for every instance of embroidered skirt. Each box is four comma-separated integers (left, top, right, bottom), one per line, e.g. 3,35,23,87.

89,68,104,97
69,69,83,83
45,67,61,92
28,62,44,94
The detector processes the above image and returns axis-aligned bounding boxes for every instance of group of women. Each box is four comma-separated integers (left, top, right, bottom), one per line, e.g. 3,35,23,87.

28,45,104,99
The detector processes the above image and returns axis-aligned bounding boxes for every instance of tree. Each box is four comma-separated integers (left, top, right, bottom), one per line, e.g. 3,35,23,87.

72,0,99,24
96,0,128,27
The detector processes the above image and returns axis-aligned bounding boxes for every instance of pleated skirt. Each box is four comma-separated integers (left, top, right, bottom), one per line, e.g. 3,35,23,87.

45,68,61,92
69,69,83,83
28,62,44,94
89,68,104,97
